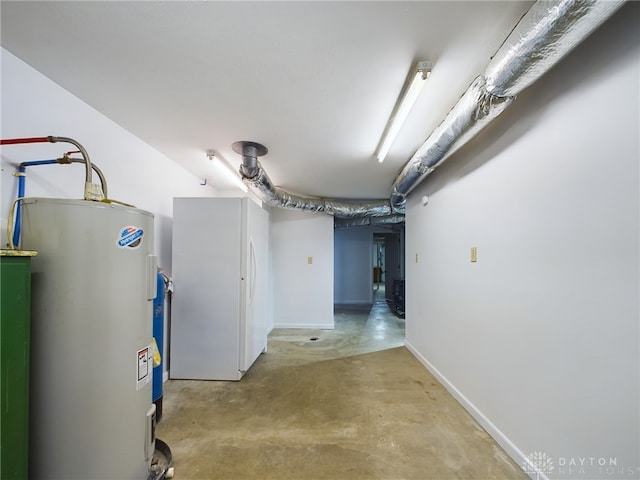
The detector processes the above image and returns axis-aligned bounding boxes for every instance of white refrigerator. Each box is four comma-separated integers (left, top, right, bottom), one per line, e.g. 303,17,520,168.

170,197,270,380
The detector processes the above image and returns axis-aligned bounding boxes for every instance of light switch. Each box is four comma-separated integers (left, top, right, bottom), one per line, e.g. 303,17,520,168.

470,247,477,263
415,253,419,263
307,256,313,265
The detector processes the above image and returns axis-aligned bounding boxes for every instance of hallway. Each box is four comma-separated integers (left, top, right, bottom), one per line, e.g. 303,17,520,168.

157,296,526,479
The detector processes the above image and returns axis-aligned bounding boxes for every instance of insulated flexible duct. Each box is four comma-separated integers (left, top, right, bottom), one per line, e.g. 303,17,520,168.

236,0,624,220
389,0,625,212
390,76,513,209
485,0,626,97
334,215,407,229
242,163,395,217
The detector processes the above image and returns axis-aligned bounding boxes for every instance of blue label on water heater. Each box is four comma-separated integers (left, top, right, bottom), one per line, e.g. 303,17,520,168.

116,226,144,249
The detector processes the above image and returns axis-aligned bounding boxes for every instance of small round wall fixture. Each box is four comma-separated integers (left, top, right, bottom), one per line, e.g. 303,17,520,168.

232,141,268,158
422,195,430,206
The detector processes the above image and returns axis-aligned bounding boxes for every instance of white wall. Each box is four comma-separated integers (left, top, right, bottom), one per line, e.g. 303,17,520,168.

334,226,373,304
1,48,219,380
1,49,217,269
271,208,334,328
405,5,639,479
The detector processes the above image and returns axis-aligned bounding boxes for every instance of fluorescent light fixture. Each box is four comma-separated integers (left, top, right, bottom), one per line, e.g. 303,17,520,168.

376,61,432,163
207,150,248,192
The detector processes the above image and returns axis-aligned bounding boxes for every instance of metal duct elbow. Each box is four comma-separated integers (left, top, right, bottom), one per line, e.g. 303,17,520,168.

485,0,625,97
390,76,513,211
233,141,268,179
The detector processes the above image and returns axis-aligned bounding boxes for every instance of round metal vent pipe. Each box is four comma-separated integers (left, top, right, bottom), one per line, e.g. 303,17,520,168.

233,141,268,179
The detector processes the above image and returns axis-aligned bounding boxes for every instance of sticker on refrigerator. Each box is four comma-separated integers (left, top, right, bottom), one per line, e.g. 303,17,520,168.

137,346,151,391
116,226,144,249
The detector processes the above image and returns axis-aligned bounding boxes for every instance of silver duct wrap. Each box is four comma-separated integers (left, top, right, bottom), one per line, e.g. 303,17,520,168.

326,200,395,218
485,0,626,97
390,0,623,212
242,163,397,218
238,0,622,223
390,76,513,210
334,215,406,229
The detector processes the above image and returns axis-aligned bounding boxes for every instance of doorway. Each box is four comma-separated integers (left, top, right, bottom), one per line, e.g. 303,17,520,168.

372,229,405,317
333,224,405,348
333,224,405,312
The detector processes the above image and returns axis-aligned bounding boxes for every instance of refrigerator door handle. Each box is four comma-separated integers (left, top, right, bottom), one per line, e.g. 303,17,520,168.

249,237,257,304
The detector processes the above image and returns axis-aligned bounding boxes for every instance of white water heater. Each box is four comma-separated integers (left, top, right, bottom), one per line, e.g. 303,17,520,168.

21,198,157,479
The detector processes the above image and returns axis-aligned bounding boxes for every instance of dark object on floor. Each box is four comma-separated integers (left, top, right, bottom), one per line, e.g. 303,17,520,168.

148,438,173,480
388,279,405,318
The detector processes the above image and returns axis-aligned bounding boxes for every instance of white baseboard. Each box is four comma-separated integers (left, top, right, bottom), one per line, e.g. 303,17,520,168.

404,341,547,480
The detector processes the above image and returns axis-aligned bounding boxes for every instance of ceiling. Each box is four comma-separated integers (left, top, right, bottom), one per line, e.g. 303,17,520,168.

1,1,534,201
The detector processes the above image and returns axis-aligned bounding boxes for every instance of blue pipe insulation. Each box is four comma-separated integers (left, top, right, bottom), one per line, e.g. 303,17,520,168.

153,271,167,421
13,159,58,247
20,159,59,167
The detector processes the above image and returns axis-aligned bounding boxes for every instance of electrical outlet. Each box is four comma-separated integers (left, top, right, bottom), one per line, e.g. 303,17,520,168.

470,247,477,263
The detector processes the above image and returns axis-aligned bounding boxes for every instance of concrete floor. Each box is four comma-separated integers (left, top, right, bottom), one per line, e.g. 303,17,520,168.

157,288,527,479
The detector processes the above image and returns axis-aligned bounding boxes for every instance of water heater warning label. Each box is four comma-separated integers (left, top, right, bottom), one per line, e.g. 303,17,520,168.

137,346,150,391
116,226,144,249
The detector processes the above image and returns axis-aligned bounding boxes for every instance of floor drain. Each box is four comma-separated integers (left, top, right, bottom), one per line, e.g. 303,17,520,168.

310,337,319,341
